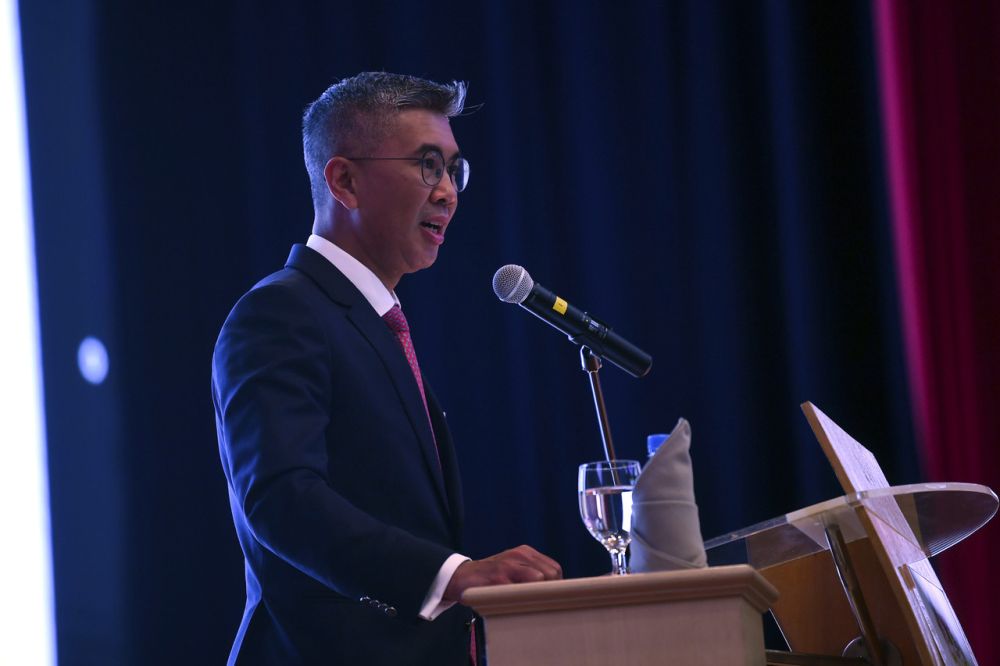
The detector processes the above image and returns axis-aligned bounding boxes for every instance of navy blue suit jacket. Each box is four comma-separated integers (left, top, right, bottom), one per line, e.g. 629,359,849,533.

212,245,473,665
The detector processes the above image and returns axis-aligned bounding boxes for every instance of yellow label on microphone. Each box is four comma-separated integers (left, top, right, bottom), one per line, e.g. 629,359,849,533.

552,297,568,315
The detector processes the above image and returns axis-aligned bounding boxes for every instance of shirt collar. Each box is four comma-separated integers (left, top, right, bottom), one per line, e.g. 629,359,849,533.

306,234,399,316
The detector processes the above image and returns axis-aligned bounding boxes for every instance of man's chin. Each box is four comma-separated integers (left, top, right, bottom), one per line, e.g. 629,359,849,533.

418,247,440,268
403,252,439,276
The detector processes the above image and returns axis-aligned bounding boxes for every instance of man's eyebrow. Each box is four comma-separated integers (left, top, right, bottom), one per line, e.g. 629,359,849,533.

415,143,462,161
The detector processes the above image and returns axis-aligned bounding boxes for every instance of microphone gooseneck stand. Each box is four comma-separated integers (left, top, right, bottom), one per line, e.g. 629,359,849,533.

580,346,621,485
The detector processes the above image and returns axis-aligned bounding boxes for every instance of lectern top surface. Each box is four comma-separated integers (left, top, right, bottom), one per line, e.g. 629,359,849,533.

704,482,997,570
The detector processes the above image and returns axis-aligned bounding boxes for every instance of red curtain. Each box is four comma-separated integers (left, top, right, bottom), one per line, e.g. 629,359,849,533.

874,0,1000,662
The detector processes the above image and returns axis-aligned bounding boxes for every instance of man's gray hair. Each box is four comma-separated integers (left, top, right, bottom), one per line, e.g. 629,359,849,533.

302,72,467,205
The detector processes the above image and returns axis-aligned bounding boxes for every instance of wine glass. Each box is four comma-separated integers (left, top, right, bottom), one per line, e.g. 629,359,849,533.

578,459,641,575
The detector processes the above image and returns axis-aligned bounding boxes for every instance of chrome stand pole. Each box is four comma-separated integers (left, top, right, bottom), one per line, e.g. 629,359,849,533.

580,346,618,464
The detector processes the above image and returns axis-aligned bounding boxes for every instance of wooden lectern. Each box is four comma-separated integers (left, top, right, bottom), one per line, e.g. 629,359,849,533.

463,564,778,666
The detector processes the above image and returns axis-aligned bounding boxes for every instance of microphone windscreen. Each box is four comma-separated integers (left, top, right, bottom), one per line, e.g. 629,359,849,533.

492,264,534,304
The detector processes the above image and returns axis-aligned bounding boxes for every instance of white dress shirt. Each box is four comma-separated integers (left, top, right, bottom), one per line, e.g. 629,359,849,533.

305,234,469,621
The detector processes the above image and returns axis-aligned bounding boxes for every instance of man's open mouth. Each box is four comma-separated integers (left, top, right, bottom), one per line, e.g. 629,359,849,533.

420,221,442,232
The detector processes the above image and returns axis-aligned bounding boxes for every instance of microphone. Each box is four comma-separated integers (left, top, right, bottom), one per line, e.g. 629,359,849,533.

492,264,653,378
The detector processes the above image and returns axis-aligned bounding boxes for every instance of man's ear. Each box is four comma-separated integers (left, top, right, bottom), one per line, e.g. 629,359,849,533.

324,157,359,210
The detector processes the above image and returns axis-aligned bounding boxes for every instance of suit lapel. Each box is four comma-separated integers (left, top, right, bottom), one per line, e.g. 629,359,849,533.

426,386,463,542
346,306,450,508
285,245,451,516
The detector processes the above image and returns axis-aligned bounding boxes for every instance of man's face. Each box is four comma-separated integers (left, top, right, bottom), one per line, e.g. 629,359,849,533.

348,109,461,288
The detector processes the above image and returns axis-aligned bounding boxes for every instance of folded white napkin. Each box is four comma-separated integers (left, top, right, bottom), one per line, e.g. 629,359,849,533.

629,418,707,572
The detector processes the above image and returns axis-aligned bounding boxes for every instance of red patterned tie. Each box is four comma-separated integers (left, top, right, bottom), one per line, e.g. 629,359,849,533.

382,305,439,459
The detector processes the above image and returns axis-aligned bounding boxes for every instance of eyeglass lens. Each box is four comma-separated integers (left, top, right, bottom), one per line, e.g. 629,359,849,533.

421,151,469,192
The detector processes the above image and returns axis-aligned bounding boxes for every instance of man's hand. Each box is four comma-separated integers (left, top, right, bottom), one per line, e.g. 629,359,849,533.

443,545,563,602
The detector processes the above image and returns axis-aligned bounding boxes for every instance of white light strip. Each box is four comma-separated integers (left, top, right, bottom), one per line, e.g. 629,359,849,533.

0,0,56,663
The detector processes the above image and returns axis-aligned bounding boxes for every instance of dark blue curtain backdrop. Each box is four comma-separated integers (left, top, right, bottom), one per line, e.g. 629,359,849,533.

21,1,919,663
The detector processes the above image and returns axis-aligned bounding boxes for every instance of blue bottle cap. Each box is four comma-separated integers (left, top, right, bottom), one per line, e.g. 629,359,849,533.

647,433,669,458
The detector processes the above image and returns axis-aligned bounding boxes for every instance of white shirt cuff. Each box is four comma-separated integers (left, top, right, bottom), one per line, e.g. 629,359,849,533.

418,553,470,620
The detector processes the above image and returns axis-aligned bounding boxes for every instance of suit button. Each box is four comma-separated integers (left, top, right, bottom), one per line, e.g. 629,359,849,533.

384,606,397,617
359,596,370,603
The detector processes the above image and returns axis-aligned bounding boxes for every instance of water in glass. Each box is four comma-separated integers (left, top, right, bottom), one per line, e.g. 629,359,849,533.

578,460,641,575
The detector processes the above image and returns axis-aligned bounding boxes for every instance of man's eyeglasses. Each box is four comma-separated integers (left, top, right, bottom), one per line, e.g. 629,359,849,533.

345,149,470,192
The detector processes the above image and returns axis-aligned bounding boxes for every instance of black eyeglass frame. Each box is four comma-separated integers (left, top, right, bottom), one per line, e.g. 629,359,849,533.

342,149,470,192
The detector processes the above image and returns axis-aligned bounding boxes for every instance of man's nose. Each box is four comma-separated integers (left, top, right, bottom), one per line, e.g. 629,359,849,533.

430,173,458,207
